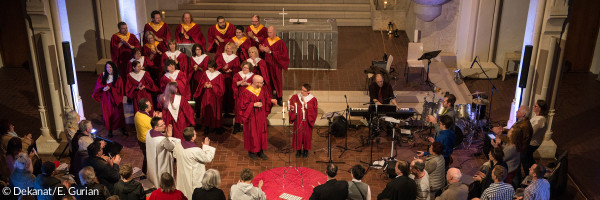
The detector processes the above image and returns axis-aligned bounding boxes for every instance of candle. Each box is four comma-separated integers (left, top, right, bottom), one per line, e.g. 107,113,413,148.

295,103,298,114
302,106,305,120
282,102,285,119
288,100,290,111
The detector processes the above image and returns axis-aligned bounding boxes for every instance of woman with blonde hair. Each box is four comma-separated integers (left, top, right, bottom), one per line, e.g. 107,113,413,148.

216,42,241,115
159,82,195,140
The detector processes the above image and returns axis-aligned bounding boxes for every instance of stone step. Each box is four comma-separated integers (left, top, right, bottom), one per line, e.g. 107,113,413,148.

164,9,371,19
183,0,370,4
164,17,372,27
180,3,370,12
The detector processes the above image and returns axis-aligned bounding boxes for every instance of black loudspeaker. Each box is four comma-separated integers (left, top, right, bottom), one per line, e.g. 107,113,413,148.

519,45,533,88
330,116,347,137
62,41,75,85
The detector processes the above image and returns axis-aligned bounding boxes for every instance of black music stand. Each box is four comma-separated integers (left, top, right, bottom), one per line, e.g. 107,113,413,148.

360,103,383,173
418,50,442,89
336,95,362,158
317,115,345,165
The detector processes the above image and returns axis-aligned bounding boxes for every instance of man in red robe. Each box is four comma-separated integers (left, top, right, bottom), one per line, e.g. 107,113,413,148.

175,12,206,50
194,61,225,134
246,15,267,48
259,26,289,105
207,16,236,54
228,25,251,62
288,83,318,158
239,75,273,160
144,10,171,49
111,22,141,82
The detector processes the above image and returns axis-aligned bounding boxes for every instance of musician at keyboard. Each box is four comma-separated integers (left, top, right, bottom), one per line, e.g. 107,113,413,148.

369,74,400,109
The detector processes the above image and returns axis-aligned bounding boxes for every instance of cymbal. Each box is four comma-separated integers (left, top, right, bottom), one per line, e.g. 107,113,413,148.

472,98,490,105
471,91,486,95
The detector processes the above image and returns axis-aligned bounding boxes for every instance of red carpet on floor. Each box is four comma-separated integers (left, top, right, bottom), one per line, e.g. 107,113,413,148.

252,167,327,199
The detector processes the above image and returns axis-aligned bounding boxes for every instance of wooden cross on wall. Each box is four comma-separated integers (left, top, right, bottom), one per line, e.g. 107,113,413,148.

279,8,288,26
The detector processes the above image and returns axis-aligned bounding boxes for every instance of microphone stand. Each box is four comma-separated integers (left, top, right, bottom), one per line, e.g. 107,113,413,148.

360,103,382,173
336,95,362,158
470,56,498,125
282,103,304,188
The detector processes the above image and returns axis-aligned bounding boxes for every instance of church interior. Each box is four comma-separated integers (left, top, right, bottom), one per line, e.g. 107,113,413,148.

1,0,599,199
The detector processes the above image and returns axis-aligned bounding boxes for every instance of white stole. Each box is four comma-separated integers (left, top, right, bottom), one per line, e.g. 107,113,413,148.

165,70,180,81
222,53,237,63
246,58,261,67
130,57,145,66
129,70,145,82
168,95,182,122
237,71,254,81
166,50,182,60
299,94,314,108
105,73,114,84
206,70,221,81
193,54,207,65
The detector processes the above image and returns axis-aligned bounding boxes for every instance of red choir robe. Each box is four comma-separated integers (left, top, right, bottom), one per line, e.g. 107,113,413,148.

261,37,289,98
240,85,273,153
160,70,191,100
247,58,272,92
92,74,125,130
226,36,251,62
126,70,159,113
193,70,224,128
175,22,206,50
288,94,318,150
143,22,171,49
161,94,195,140
189,54,209,95
127,56,154,74
216,53,241,113
110,32,141,80
161,50,190,80
232,71,254,124
206,22,236,54
246,25,268,47
143,41,167,83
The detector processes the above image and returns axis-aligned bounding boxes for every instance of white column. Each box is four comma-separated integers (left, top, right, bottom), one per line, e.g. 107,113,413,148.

24,18,51,138
37,32,63,154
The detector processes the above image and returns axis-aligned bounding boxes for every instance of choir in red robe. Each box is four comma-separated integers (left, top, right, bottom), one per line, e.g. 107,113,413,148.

239,76,273,159
232,64,254,133
194,66,224,131
110,25,141,80
176,20,206,50
260,33,289,99
216,44,241,114
288,91,318,157
247,47,272,92
161,60,191,100
207,19,236,54
144,11,171,49
161,40,190,80
246,16,268,47
126,61,159,113
92,62,125,134
160,82,195,140
228,26,251,61
143,38,166,83
189,44,209,95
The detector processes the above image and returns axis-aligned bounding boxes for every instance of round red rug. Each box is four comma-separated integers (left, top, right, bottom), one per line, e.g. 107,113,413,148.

252,167,327,199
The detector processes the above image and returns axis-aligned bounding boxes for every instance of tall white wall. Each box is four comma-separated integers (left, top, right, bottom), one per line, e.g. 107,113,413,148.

406,0,461,57
65,0,99,71
494,0,530,67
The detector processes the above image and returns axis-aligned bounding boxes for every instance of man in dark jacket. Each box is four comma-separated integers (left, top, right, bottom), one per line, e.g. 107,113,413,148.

378,160,418,200
34,161,69,200
82,141,121,193
113,164,145,200
309,163,348,200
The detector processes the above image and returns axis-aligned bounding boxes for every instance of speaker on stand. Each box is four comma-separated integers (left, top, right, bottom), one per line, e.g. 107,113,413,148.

518,45,533,107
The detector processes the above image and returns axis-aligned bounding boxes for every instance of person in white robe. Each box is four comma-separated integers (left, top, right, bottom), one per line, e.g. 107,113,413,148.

174,127,216,199
145,117,179,188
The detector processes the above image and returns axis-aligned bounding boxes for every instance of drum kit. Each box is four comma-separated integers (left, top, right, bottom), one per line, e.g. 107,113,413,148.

419,91,490,149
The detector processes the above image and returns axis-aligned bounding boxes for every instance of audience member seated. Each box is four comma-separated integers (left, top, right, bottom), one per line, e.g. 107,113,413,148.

113,164,145,200
410,159,430,200
5,137,24,173
425,142,446,197
192,169,226,200
230,168,266,200
149,172,187,200
70,120,95,183
310,163,349,200
9,153,35,199
76,166,111,200
347,165,371,200
82,141,121,193
468,148,508,199
64,110,81,143
492,125,528,186
473,165,515,200
377,160,417,200
35,161,69,200
436,168,467,200
516,163,550,200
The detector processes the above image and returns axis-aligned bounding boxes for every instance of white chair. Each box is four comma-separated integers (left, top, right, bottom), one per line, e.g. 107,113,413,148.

405,42,425,82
